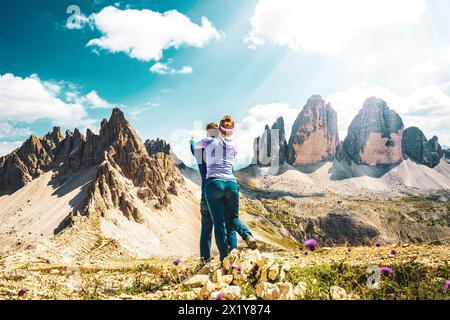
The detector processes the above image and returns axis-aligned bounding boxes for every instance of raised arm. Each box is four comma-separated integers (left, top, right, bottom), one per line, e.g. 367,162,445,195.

194,138,212,149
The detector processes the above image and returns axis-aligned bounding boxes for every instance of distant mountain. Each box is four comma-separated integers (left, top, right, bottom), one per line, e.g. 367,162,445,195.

342,97,404,166
402,127,443,168
252,95,448,171
287,95,339,165
0,108,201,261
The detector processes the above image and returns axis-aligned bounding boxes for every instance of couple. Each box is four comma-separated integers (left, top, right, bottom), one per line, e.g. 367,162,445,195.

190,115,257,262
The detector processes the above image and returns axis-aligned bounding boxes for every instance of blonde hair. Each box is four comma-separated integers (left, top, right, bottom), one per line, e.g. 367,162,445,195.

222,115,233,126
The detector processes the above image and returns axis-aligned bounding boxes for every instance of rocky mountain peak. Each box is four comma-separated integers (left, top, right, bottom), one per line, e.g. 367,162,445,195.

402,127,442,168
287,95,339,165
429,135,444,159
253,117,288,166
1,108,183,217
145,138,172,156
0,127,66,195
342,97,404,166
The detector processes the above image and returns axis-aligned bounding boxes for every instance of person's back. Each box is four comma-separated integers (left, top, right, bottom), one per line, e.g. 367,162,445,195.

197,136,238,181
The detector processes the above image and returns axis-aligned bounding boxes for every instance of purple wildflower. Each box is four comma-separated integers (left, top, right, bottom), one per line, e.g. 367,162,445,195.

304,238,318,251
172,258,181,266
375,241,382,247
214,292,223,300
347,247,352,252
234,265,241,271
18,288,27,297
390,249,397,255
445,280,450,291
380,266,394,276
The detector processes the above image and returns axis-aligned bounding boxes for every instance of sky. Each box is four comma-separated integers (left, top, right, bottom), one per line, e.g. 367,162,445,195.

1,0,450,166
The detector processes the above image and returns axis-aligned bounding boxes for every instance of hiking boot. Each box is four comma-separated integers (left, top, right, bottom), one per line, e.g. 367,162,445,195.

245,236,258,250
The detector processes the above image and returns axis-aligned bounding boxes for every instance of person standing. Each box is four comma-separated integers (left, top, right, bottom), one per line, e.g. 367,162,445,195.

194,115,257,261
190,123,237,262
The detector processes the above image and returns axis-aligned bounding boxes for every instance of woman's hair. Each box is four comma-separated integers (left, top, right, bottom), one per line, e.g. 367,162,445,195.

220,115,235,129
219,115,235,136
206,122,219,130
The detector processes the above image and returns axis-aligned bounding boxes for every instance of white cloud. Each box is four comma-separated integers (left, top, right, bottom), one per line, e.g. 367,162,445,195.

86,90,112,108
328,83,450,146
128,97,160,118
244,0,426,54
170,103,300,167
440,44,450,64
233,103,300,165
0,73,90,126
0,141,22,157
172,83,450,167
87,6,222,61
149,62,193,75
408,60,438,74
0,122,31,139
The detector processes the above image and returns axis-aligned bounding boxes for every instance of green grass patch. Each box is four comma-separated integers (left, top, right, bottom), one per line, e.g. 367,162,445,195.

286,260,449,300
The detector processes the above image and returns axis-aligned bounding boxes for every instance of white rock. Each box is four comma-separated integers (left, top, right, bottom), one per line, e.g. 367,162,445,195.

330,286,347,300
276,282,294,300
293,282,307,299
199,280,215,300
281,261,291,271
256,281,280,300
221,285,241,300
212,269,223,283
258,265,268,283
268,264,279,281
223,250,239,272
183,275,209,288
222,275,233,285
255,251,265,267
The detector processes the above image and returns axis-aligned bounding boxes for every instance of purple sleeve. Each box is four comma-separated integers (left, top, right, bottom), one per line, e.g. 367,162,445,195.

194,137,213,149
232,143,238,157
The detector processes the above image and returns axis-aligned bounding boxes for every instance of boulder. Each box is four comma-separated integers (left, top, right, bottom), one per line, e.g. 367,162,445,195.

329,286,347,300
221,286,241,300
293,282,307,299
276,282,295,300
183,275,209,288
199,280,215,300
268,264,279,281
222,275,233,285
212,269,223,283
256,282,280,300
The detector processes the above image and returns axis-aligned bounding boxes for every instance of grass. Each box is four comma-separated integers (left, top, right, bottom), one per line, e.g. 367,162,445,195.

286,260,450,300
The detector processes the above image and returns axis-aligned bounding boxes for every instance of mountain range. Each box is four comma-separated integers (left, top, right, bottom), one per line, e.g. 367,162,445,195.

253,95,449,169
0,97,449,262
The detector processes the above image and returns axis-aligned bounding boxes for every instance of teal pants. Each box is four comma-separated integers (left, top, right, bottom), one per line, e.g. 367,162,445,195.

205,178,252,260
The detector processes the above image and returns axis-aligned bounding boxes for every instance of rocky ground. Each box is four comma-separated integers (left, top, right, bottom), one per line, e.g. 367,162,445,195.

1,244,448,300
239,190,450,250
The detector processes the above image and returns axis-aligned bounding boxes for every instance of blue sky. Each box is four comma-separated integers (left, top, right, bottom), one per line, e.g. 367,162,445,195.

1,0,450,165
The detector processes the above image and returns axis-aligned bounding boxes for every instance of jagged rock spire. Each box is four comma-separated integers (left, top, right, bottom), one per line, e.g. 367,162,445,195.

342,97,404,166
287,95,339,165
